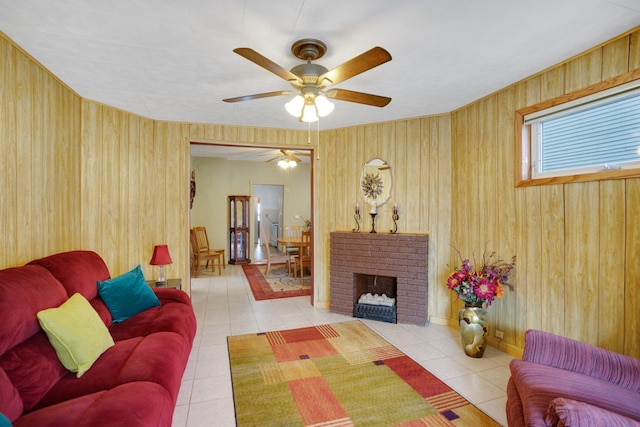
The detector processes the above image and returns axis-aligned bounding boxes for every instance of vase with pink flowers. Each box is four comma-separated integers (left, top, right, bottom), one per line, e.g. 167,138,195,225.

447,249,516,357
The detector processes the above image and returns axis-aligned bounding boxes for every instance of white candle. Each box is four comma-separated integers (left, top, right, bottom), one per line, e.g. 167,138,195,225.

355,203,360,215
393,203,398,214
369,201,377,214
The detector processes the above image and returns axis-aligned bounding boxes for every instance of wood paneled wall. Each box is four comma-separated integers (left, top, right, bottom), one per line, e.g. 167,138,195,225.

1,33,82,267
316,118,452,316
450,29,640,358
80,102,192,289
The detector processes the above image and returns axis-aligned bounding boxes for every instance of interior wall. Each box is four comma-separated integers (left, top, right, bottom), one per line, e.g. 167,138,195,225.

317,118,453,316
450,29,640,358
80,102,191,290
190,157,229,253
0,33,83,268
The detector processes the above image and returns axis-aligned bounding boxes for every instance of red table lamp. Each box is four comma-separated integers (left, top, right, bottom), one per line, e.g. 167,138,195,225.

150,244,172,284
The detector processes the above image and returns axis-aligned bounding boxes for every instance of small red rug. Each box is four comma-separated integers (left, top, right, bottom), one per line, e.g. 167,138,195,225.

242,264,311,301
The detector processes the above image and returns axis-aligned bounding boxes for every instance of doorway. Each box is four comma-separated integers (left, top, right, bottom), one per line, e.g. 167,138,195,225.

188,141,314,304
254,184,284,249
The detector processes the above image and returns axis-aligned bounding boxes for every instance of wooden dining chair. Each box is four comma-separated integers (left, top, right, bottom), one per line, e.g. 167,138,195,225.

191,227,224,276
190,230,220,276
192,226,225,270
283,225,302,273
292,230,311,285
260,229,289,276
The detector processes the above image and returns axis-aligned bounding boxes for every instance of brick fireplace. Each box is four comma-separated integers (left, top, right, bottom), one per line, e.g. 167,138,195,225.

329,232,429,325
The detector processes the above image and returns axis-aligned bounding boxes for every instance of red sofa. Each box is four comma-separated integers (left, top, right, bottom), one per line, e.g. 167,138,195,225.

506,329,640,426
0,251,197,427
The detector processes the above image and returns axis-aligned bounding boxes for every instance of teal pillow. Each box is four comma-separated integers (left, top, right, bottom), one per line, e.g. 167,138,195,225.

97,265,160,323
0,413,12,427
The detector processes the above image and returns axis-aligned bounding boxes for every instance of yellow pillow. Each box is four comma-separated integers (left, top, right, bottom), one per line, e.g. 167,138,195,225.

37,293,115,377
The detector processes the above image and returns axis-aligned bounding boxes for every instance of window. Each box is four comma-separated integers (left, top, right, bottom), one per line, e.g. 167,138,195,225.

516,72,640,186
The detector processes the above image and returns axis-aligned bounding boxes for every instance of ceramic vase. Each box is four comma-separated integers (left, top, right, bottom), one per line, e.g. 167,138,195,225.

458,301,488,358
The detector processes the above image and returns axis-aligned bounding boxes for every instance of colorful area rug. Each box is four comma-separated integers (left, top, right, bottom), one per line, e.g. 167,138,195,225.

227,320,499,426
242,264,311,301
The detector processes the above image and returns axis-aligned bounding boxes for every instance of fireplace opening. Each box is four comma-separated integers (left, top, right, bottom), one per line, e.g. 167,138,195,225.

353,273,397,323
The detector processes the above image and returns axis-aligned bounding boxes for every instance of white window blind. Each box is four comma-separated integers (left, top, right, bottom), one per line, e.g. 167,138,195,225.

525,81,640,177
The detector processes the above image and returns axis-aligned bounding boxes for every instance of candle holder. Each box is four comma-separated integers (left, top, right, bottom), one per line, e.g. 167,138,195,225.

370,213,377,234
352,213,361,232
390,213,399,234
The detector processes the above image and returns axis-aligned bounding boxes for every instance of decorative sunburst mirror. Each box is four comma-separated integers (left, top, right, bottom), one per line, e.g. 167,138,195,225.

360,158,392,207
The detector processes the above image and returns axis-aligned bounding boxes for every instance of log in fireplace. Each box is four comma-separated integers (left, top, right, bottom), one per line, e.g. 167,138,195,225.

329,232,429,325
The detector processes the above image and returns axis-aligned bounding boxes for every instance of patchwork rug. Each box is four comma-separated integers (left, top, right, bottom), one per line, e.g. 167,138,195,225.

227,320,499,426
242,264,311,301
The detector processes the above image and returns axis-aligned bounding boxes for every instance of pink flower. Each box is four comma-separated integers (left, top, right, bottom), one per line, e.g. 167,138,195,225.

474,278,494,300
446,270,468,290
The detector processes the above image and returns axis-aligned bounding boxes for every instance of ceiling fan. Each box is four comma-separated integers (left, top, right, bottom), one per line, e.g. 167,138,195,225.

223,38,392,122
265,149,310,168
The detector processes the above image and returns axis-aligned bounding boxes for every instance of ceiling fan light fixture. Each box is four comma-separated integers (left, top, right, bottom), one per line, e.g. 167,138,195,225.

315,94,334,117
286,88,333,123
277,157,298,169
285,94,305,117
301,101,319,123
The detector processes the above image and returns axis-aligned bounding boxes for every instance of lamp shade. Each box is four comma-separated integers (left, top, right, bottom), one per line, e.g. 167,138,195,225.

314,94,334,117
285,95,304,117
150,244,172,265
301,102,318,122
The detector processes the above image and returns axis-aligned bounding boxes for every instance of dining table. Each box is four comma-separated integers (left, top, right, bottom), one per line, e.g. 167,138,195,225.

276,235,311,282
276,235,308,250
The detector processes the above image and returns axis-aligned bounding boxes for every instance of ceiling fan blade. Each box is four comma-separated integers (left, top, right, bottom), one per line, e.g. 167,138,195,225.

233,48,302,84
326,89,391,107
265,155,280,162
290,154,302,162
318,47,391,86
223,90,293,103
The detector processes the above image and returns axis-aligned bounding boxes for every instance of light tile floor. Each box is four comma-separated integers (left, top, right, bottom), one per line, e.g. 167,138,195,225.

172,265,513,427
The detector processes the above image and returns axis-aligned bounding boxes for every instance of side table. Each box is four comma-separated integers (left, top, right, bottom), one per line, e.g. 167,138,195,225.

146,278,181,290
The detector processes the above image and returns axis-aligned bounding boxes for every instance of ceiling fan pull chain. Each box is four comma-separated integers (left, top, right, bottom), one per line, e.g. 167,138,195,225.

316,119,320,160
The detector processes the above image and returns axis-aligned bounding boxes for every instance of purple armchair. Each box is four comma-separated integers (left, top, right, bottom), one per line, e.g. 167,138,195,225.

506,330,640,426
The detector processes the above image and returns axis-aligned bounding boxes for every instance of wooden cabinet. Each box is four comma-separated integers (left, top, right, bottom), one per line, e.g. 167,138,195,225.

229,195,250,264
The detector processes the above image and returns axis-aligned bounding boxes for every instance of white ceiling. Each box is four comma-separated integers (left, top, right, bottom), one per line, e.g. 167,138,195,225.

1,0,639,136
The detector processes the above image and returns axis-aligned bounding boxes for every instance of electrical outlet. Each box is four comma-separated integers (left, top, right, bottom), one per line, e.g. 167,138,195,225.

495,330,504,339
